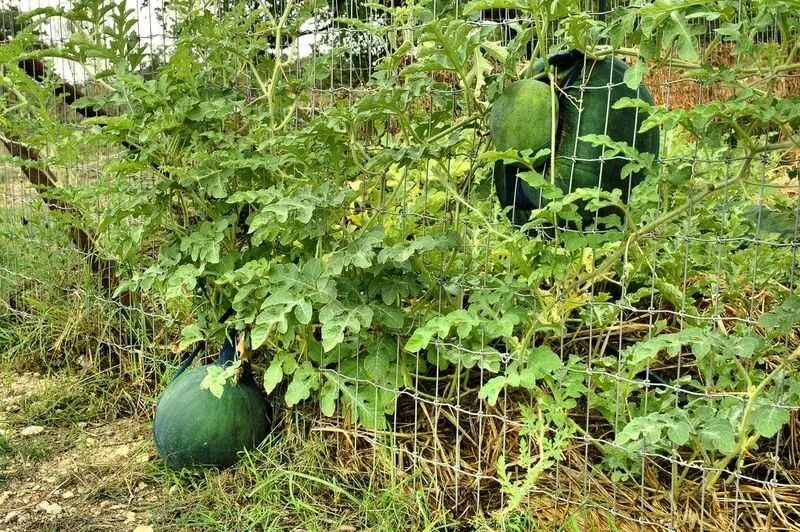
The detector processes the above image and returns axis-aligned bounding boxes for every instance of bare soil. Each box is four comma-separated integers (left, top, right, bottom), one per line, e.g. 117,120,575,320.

0,371,160,532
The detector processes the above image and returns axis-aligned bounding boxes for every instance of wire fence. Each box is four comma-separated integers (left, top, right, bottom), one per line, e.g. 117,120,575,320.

2,0,800,529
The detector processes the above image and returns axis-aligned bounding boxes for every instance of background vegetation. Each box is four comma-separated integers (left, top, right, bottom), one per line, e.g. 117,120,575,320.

2,0,800,528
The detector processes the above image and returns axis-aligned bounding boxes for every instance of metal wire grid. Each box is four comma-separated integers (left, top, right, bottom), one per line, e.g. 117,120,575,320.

0,0,176,393
2,0,799,529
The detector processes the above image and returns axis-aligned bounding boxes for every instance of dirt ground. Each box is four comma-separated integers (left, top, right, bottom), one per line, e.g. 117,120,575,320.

0,371,160,532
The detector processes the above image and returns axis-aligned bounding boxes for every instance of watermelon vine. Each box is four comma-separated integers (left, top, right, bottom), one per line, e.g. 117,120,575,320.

2,0,799,490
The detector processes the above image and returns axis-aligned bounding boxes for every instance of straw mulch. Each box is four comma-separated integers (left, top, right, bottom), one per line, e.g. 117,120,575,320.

304,288,800,530
310,388,800,530
644,44,800,109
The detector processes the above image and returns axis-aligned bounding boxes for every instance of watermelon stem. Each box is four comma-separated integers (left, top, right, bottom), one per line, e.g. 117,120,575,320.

172,307,237,381
216,330,237,367
173,341,205,382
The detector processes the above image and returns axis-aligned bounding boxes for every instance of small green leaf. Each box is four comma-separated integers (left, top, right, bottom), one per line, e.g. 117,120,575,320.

178,323,204,351
518,347,562,389
377,233,458,265
280,352,298,374
616,415,665,447
263,360,284,394
667,420,691,446
758,294,800,336
752,404,790,438
285,362,318,407
294,299,313,325
320,379,339,417
285,377,311,407
462,0,526,16
623,62,647,90
164,264,203,300
666,11,700,62
698,417,736,454
285,379,311,408
405,325,437,353
478,376,507,406
730,336,763,359
250,323,270,350
371,303,404,329
528,347,562,375
363,353,391,382
319,303,374,352
200,362,240,399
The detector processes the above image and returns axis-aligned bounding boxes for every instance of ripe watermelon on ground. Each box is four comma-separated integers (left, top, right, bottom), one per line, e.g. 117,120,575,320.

153,336,270,469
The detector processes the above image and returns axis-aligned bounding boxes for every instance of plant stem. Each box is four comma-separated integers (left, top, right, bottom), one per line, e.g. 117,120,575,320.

672,448,699,500
432,160,512,242
266,0,296,130
426,114,480,144
702,344,800,493
426,23,474,115
567,154,760,294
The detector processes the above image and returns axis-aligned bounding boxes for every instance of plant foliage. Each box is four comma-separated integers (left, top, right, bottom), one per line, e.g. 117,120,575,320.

2,0,799,497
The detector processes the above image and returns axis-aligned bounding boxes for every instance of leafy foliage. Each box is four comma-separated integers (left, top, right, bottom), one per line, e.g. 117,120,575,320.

2,0,799,497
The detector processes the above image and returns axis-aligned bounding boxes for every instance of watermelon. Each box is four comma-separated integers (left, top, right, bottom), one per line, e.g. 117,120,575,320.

489,78,557,153
494,52,660,226
153,336,270,469
554,57,659,203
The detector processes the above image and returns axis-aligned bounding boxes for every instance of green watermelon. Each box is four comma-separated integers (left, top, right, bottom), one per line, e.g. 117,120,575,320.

494,53,660,226
153,338,270,469
553,57,659,204
489,78,557,152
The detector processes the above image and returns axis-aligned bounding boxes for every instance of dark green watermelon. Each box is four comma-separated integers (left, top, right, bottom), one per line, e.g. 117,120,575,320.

494,52,660,226
554,57,659,202
493,161,541,227
153,336,270,469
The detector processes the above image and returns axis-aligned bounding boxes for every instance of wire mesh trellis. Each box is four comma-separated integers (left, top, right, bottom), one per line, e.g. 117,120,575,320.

2,0,800,529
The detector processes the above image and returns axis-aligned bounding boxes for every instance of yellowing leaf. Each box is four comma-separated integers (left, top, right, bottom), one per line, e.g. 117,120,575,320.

581,247,594,274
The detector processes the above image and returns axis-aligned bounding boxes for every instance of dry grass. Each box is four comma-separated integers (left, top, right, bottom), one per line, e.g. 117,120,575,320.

309,395,800,530
301,285,800,530
645,44,800,110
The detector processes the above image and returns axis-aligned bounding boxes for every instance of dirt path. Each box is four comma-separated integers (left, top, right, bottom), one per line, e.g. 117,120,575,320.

0,371,160,531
